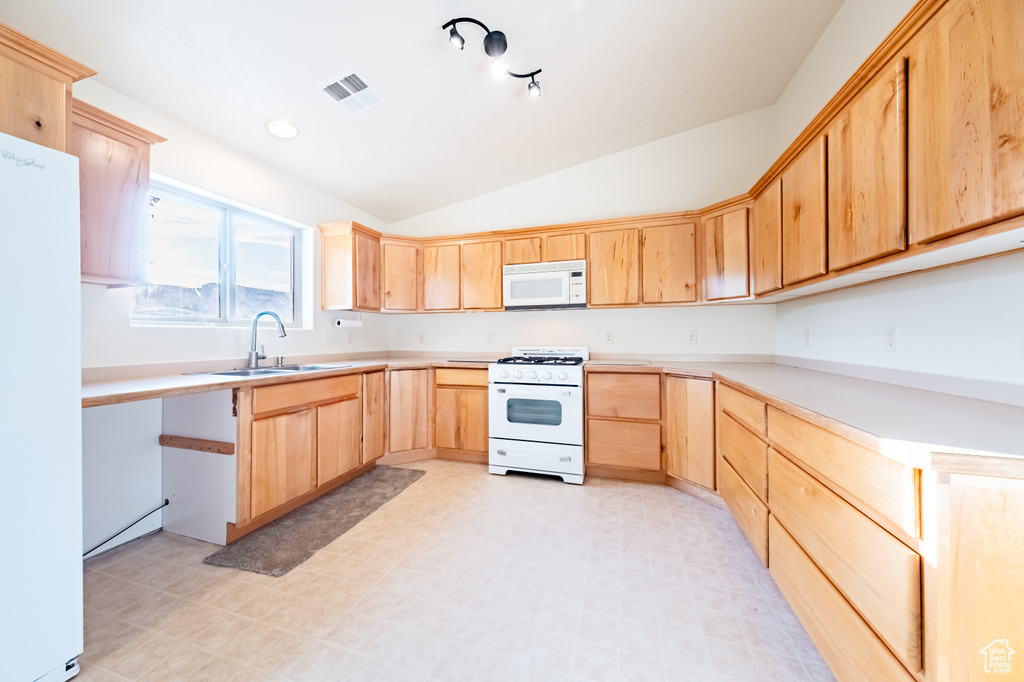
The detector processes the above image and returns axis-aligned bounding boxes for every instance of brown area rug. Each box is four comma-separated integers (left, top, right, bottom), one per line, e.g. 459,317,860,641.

203,466,425,576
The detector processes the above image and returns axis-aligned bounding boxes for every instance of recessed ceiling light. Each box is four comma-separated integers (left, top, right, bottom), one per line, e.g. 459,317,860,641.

266,119,298,139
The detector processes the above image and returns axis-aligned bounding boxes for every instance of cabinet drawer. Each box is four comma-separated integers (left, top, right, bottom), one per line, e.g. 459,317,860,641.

718,411,768,503
717,457,768,564
769,517,916,682
586,373,660,420
769,450,922,670
435,368,488,388
718,383,766,437
587,419,661,470
768,406,918,537
253,375,360,417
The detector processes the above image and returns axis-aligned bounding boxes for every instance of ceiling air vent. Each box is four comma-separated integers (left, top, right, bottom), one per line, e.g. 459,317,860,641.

323,73,383,113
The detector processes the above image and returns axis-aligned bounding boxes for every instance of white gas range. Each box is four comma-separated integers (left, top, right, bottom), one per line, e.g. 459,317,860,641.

488,346,588,484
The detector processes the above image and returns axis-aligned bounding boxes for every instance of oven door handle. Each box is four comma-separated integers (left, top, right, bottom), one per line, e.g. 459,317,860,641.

491,386,579,399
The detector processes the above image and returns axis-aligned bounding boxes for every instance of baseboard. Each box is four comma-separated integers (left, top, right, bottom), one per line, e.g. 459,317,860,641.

377,448,436,466
666,474,726,510
585,464,666,484
436,448,488,464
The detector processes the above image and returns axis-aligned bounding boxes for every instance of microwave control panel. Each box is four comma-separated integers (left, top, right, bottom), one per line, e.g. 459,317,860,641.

568,269,585,304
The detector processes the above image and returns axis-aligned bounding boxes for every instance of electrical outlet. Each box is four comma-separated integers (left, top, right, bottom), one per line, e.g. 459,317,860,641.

417,332,425,345
804,328,812,347
687,331,698,345
604,331,614,344
886,326,899,351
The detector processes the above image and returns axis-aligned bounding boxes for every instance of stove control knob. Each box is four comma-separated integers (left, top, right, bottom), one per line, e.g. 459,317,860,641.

559,371,568,380
528,370,538,379
543,371,553,380
513,370,523,379
499,369,509,379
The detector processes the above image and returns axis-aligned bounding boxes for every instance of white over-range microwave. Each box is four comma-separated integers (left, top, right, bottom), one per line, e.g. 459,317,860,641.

502,260,586,310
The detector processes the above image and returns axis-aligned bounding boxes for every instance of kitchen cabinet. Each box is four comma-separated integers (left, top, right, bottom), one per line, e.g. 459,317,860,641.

908,0,1024,245
388,368,432,453
423,243,461,310
588,228,639,306
434,368,487,456
381,240,418,311
0,23,94,152
250,408,315,518
545,232,586,262
703,207,749,301
782,137,827,286
828,57,907,271
316,397,361,485
461,240,503,310
718,456,768,563
586,372,661,472
751,179,782,295
73,100,166,286
504,236,542,265
641,222,697,304
319,221,381,311
664,376,714,489
362,370,385,463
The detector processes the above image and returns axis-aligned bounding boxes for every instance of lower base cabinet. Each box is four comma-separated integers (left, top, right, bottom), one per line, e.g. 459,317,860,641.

587,418,661,470
251,408,315,518
389,369,431,452
317,397,362,484
717,456,768,564
664,376,715,488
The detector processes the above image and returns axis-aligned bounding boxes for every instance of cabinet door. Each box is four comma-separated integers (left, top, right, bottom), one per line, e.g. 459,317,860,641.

703,207,749,301
641,222,696,304
587,419,661,470
545,233,586,262
505,237,542,265
362,370,386,463
382,243,418,311
317,397,361,485
828,58,907,271
782,137,827,286
751,179,783,295
389,369,431,452
0,52,68,151
435,387,488,452
588,228,639,306
665,377,715,489
423,244,461,310
461,240,503,309
909,0,1024,243
587,373,660,420
353,230,381,310
251,409,315,517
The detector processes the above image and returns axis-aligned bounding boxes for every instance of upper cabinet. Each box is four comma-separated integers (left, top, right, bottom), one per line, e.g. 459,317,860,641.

703,207,750,301
461,240,503,310
423,243,461,311
782,137,827,286
318,221,381,311
751,179,783,295
0,23,95,152
504,237,542,265
545,232,587,262
73,100,166,286
589,228,639,306
908,0,1024,244
642,222,697,304
381,239,418,311
828,58,907,271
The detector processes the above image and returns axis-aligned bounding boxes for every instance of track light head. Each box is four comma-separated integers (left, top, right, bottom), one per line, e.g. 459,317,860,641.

448,26,465,50
482,30,507,58
528,78,541,97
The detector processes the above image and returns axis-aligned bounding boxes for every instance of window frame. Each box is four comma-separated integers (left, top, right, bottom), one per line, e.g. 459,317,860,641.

131,177,308,329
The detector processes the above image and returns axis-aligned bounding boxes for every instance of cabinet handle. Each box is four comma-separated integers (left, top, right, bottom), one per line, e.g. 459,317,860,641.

496,449,507,456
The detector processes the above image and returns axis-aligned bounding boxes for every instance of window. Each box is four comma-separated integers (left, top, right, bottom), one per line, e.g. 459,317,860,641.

131,181,305,326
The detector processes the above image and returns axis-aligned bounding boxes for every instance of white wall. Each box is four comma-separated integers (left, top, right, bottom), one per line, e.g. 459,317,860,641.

388,106,777,237
772,0,917,154
389,306,777,357
75,81,390,368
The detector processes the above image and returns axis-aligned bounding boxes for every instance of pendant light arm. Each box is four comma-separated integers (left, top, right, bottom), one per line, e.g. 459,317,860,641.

442,17,491,33
506,69,542,80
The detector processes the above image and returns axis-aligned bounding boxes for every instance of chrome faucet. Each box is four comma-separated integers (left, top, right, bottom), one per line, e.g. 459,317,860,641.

248,311,287,368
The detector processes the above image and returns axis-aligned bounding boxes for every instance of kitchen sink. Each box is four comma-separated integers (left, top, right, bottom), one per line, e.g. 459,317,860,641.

205,364,351,377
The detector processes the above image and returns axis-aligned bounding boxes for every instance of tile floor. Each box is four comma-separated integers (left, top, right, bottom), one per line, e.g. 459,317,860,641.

78,460,835,681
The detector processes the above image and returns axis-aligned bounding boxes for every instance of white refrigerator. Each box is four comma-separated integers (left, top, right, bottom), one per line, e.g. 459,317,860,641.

0,131,84,680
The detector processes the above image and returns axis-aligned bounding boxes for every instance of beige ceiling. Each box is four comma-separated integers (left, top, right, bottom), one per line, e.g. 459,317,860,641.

1,0,844,223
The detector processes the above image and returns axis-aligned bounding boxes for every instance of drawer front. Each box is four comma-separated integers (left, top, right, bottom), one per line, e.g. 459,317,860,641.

586,373,661,420
718,383,766,437
769,517,916,682
768,406,918,537
769,450,922,670
718,411,768,503
435,367,488,387
717,457,768,564
587,418,661,470
253,375,361,417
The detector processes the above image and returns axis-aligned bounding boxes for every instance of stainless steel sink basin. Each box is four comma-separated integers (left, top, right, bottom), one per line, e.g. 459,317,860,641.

205,364,351,377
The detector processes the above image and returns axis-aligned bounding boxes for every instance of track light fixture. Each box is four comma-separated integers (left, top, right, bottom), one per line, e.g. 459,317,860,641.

441,17,542,97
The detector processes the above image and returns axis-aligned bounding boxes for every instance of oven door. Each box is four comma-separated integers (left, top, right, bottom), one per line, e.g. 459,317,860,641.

488,383,583,445
503,270,570,309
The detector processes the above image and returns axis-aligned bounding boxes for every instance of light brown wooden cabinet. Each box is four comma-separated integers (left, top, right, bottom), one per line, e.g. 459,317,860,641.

586,372,661,471
664,376,714,489
319,221,381,311
434,368,488,456
381,240,418,311
317,397,361,485
908,0,1024,245
504,237,542,265
588,228,639,306
545,232,587,262
782,137,828,286
642,222,697,304
362,370,386,463
423,243,461,311
461,240,503,310
73,100,166,286
0,23,94,152
250,408,315,518
703,207,749,301
388,369,432,453
751,179,783,295
828,57,907,271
